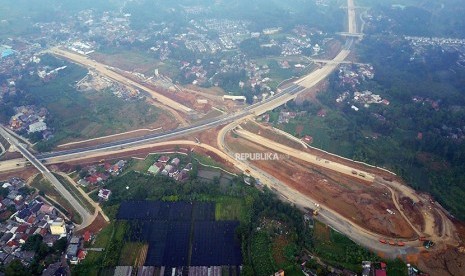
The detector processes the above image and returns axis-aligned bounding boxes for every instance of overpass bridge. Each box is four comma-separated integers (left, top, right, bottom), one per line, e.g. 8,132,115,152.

307,58,369,66
0,126,93,227
337,32,364,38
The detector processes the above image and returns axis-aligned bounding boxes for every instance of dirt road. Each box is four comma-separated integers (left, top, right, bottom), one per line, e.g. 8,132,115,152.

216,123,420,256
56,172,110,228
49,48,190,125
222,124,460,254
234,127,374,182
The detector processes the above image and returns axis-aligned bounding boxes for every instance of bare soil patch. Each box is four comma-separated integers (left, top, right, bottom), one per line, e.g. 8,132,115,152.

226,135,416,238
76,213,109,235
0,151,22,161
399,196,425,232
0,167,38,181
417,246,465,276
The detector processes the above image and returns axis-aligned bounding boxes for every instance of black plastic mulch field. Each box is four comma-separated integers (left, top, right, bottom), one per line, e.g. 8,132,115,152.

191,221,242,266
116,201,241,266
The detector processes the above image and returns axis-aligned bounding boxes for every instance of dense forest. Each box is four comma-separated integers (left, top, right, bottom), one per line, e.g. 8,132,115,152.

355,35,465,219
363,0,465,38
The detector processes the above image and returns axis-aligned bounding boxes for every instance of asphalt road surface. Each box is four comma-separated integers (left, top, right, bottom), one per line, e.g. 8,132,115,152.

0,126,93,228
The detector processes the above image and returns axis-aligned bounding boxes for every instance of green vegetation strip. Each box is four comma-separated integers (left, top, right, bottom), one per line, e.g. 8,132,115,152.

53,173,96,213
250,232,277,275
30,175,83,224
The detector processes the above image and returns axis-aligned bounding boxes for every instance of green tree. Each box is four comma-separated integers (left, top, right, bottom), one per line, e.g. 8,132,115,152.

4,259,29,276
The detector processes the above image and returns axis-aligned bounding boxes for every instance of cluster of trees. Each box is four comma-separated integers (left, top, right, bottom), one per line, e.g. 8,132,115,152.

356,35,465,219
239,188,312,275
366,1,465,38
298,34,465,220
239,38,281,58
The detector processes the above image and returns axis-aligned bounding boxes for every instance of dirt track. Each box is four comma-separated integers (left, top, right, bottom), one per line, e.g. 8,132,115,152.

226,130,416,238
234,127,375,182
221,123,460,259
49,48,190,125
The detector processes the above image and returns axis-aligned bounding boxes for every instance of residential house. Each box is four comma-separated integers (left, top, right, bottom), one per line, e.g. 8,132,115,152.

98,189,111,201
77,250,87,263
49,218,66,236
170,158,180,167
83,231,92,243
158,156,170,163
15,208,31,223
43,234,58,247
28,121,47,133
175,170,189,182
39,204,55,216
161,165,176,177
66,243,79,260
183,163,193,172
109,160,126,175
148,162,164,175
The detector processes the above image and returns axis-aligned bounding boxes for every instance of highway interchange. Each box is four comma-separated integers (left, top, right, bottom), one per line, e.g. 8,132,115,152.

0,0,456,258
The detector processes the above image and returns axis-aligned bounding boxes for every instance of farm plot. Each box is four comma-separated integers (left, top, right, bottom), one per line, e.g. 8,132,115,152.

191,221,242,266
116,200,242,267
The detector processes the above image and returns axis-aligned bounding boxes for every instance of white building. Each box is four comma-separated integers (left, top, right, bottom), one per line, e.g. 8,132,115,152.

49,218,67,236
28,121,47,133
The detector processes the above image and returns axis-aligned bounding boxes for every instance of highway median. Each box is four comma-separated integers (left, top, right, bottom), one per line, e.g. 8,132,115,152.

30,174,83,224
53,173,96,214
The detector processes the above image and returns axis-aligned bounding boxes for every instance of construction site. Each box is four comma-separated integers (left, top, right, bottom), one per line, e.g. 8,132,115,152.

1,0,465,274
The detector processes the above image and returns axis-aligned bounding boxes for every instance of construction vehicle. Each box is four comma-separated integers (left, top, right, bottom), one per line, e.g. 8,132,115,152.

424,240,435,249
388,240,396,246
359,172,366,177
351,170,357,175
379,239,387,244
99,159,105,163
397,241,405,246
313,203,320,216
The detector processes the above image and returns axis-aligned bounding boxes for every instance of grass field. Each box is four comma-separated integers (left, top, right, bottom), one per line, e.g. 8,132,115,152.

312,221,407,274
91,49,180,78
193,153,225,168
15,55,160,150
281,113,354,158
125,154,159,173
91,49,161,76
53,173,96,213
118,242,147,266
77,221,117,276
215,197,246,222
30,175,82,224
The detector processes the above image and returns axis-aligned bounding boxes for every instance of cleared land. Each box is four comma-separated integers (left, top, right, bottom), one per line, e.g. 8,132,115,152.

50,48,192,114
225,133,416,238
